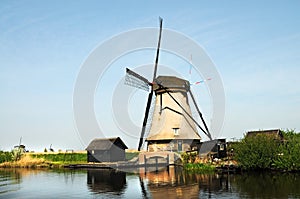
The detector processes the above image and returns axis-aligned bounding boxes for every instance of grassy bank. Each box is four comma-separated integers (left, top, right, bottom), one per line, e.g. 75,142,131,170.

30,152,87,164
184,163,215,173
0,152,88,168
125,152,139,161
181,151,217,173
0,151,140,168
0,155,50,168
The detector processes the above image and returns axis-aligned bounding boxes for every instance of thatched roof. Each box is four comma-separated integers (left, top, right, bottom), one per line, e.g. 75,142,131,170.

86,137,128,150
246,129,283,140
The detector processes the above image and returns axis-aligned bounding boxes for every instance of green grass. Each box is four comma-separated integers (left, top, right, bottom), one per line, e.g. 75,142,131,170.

30,153,87,163
184,163,215,173
125,152,139,161
30,152,139,164
1,151,140,168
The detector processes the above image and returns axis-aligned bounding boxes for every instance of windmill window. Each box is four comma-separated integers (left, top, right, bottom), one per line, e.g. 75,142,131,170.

219,144,225,151
173,128,180,136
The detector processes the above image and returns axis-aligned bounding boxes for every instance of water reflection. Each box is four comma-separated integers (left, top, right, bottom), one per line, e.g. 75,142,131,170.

140,166,201,199
139,167,300,198
87,169,126,195
0,169,22,194
232,172,300,199
197,173,235,197
0,168,299,198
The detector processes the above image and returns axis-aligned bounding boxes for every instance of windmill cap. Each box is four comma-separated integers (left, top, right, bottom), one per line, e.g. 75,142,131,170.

154,76,190,91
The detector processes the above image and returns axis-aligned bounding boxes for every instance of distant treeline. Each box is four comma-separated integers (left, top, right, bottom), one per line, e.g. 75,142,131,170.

232,129,300,171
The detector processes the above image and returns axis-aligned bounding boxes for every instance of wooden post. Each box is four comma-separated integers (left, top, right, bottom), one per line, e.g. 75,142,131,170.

144,155,147,173
155,156,158,172
167,154,169,172
167,154,169,165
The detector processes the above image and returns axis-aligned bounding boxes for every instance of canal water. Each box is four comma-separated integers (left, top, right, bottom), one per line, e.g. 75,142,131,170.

0,167,300,199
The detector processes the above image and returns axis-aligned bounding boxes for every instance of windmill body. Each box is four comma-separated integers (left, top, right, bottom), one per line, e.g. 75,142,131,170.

125,18,212,152
146,76,201,152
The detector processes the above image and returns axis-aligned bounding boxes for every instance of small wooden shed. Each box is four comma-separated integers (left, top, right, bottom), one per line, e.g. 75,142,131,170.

86,137,128,162
198,138,227,159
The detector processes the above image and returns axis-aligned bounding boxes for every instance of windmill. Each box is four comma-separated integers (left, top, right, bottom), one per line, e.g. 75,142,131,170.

125,18,212,152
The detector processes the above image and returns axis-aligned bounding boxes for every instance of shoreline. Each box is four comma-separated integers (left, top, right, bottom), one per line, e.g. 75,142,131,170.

1,149,300,173
1,160,300,173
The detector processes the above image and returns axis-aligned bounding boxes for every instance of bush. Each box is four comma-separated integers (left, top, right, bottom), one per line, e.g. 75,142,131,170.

233,129,300,171
234,134,280,170
273,129,300,171
0,151,13,163
181,152,197,164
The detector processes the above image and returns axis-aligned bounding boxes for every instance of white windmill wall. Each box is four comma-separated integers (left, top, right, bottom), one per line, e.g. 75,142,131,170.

146,76,201,152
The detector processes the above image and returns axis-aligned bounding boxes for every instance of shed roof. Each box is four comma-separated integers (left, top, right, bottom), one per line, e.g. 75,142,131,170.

86,137,128,150
198,139,225,154
199,140,218,154
246,129,283,139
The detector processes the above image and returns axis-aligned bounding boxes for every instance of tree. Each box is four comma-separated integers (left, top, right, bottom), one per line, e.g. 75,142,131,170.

234,134,279,170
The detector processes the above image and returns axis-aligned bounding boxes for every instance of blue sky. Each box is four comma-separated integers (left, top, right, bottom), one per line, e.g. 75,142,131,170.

1,1,299,151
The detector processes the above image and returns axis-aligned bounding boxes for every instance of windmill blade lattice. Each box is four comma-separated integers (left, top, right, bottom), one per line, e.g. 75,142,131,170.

140,94,156,150
125,68,150,91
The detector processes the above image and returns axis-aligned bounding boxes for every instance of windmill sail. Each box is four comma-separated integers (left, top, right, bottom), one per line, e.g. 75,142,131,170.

125,68,150,91
152,17,163,81
137,18,163,151
124,18,211,152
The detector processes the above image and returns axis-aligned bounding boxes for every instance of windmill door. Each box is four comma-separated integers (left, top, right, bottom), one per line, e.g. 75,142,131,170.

178,140,182,152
